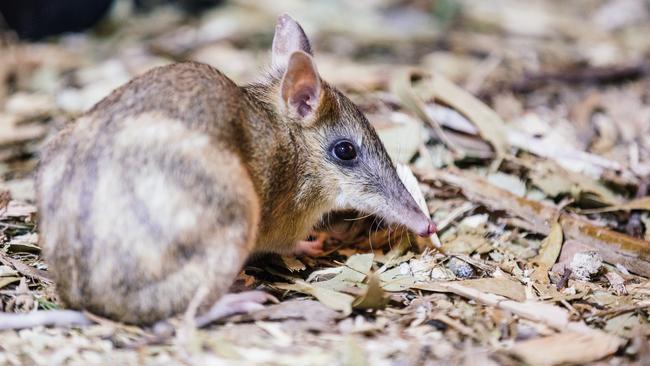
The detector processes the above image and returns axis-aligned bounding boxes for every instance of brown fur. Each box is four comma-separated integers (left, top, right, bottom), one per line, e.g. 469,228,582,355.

37,16,432,324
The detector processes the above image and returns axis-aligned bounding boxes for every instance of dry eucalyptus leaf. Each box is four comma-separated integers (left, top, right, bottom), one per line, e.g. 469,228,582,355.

375,117,423,164
458,278,526,302
487,172,527,197
352,272,388,310
2,201,37,219
0,276,21,290
0,115,48,148
423,71,510,166
510,331,622,365
605,312,646,338
378,266,417,291
531,220,564,284
280,256,306,272
507,129,624,177
248,299,342,326
275,281,354,316
526,159,622,205
441,233,490,255
7,233,40,254
605,271,627,296
316,253,374,290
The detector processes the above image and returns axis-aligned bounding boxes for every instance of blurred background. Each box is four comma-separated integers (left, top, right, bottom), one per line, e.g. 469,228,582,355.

0,0,649,203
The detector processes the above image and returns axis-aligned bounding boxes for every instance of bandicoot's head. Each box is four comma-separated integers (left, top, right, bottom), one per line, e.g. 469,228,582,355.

257,14,435,237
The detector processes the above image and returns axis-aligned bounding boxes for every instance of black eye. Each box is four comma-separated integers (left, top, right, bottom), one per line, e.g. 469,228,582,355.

333,140,357,161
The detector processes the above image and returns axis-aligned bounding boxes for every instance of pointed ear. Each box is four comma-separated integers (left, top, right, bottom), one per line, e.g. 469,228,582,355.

272,14,313,71
281,51,321,120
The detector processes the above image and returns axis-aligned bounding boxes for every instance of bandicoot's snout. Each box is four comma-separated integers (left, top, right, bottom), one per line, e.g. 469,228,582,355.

408,210,437,237
386,186,437,238
419,220,437,237
388,209,436,238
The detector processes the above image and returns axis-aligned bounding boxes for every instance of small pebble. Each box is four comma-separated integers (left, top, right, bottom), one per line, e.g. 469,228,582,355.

570,251,603,281
446,257,475,278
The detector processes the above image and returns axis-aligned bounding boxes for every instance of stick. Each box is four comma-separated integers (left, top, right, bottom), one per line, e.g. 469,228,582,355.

0,310,92,330
441,281,621,344
418,168,650,276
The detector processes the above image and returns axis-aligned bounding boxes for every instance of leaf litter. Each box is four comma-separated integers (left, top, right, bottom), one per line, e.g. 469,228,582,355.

0,0,650,365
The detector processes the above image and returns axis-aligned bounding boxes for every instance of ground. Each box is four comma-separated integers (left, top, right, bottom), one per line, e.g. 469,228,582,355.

0,0,649,365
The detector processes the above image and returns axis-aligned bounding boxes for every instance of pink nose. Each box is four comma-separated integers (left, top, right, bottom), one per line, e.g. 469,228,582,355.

418,221,437,237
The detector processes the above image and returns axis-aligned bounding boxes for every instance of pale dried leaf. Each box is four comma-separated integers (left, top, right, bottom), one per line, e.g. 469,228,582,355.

275,281,354,316
510,331,622,365
458,278,526,302
352,272,388,310
531,220,564,284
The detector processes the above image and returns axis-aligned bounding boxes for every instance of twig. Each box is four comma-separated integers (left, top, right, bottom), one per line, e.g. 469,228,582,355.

417,168,650,276
556,267,572,291
589,300,650,319
432,313,480,341
0,310,92,330
441,281,622,346
0,251,52,283
509,63,649,93
83,311,151,336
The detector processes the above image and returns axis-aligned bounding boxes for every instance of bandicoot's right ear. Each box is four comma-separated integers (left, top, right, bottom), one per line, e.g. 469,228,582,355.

272,14,313,71
281,51,321,120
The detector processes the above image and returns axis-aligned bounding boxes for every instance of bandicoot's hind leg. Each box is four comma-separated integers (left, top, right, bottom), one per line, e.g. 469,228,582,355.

195,291,278,327
57,139,269,324
95,213,262,324
110,153,264,324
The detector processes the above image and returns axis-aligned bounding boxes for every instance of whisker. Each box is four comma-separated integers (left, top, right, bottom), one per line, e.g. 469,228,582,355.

344,211,375,221
376,215,388,251
367,213,382,252
386,219,394,252
405,227,413,250
325,210,332,231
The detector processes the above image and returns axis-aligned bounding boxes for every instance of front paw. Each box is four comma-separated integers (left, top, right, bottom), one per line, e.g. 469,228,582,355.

293,232,328,257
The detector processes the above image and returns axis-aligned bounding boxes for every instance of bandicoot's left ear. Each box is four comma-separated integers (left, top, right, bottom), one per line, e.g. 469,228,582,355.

272,14,313,71
281,51,321,120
